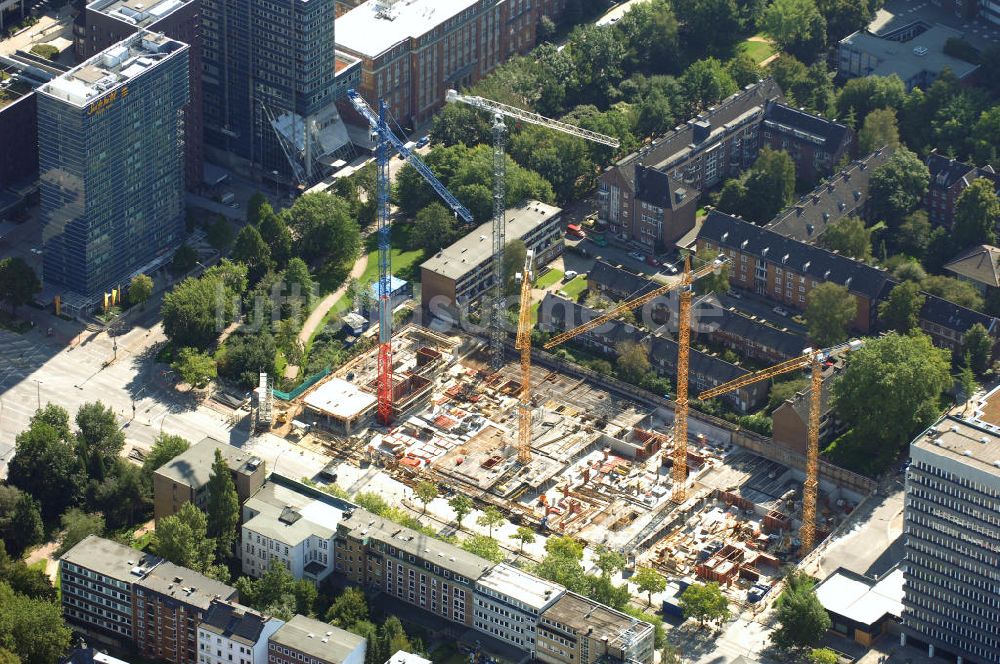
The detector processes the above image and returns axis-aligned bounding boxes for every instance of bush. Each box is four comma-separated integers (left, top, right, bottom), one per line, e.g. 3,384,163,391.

943,37,980,63
30,44,59,60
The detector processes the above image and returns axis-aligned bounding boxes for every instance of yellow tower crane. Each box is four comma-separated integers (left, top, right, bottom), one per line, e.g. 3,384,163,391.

515,250,535,464
697,339,863,554
542,255,727,501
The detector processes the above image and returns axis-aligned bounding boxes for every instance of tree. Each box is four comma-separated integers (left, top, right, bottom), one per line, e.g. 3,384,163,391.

206,216,234,251
957,357,978,401
232,225,273,284
142,434,190,477
694,248,730,294
325,587,369,629
461,534,505,563
768,377,809,413
953,178,1000,249
172,347,217,388
594,546,626,578
54,509,105,558
476,506,505,538
633,566,666,606
257,204,293,269
170,244,198,275
0,581,72,664
617,0,681,69
246,192,269,227
75,401,125,480
0,542,55,601
0,488,43,558
285,193,361,269
588,574,631,610
832,332,951,459
128,273,154,308
808,648,840,664
857,107,900,154
894,210,932,258
805,283,857,347
8,405,84,522
534,536,588,593
283,257,315,312
726,53,763,88
512,526,536,553
414,481,438,515
0,257,40,314
151,502,215,573
449,494,473,529
920,275,983,312
771,571,831,650
94,459,150,530
218,331,276,389
879,281,925,333
962,322,992,376
869,148,930,227
162,274,238,349
820,216,871,261
680,58,737,113
679,581,731,627
376,617,415,664
206,449,239,560
410,203,457,253
743,148,796,223
616,341,651,385
762,0,826,60
503,239,528,295
835,75,906,123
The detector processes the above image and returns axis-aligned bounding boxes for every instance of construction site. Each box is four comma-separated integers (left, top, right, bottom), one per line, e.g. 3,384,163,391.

273,322,869,607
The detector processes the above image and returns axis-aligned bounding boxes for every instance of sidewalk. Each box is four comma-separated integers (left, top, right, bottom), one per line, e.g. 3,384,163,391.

297,251,369,345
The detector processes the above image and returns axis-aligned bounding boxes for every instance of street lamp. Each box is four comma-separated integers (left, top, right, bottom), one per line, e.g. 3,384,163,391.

272,170,279,199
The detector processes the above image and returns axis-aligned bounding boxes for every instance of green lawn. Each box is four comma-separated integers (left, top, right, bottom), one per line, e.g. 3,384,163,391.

562,274,589,299
739,36,776,64
535,268,564,288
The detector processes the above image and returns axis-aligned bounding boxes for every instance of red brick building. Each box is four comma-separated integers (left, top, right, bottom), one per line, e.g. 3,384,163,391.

924,150,1000,228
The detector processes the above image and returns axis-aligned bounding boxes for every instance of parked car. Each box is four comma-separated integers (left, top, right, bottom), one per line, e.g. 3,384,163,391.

563,270,579,281
772,306,789,317
726,289,742,299
747,582,773,603
415,135,430,148
628,251,644,261
645,255,659,267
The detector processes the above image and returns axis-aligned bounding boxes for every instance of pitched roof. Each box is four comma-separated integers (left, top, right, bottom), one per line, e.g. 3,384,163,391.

646,333,749,386
766,147,894,242
538,293,646,347
610,79,784,191
699,210,894,300
944,245,1000,288
691,295,807,359
635,165,698,210
927,151,977,189
919,292,998,335
763,101,851,152
587,260,659,300
200,601,274,646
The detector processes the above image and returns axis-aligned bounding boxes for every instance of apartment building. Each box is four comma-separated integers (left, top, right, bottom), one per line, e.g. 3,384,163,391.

473,563,565,655
153,437,266,522
771,364,845,456
420,201,563,322
761,101,853,185
690,294,807,365
336,0,539,128
241,475,353,584
197,600,284,664
59,535,238,660
765,147,894,243
924,150,1000,228
944,245,1000,296
267,615,366,664
536,592,655,664
900,416,1000,664
336,508,492,627
917,292,999,358
37,31,189,315
537,293,646,356
75,0,203,187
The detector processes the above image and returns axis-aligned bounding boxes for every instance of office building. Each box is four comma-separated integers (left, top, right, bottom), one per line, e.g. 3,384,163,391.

473,563,565,655
75,0,203,188
420,200,563,321
36,32,188,315
536,592,655,664
900,416,1000,664
336,0,539,128
268,615,366,664
838,24,979,91
197,600,284,664
153,437,265,523
200,0,358,180
241,474,352,584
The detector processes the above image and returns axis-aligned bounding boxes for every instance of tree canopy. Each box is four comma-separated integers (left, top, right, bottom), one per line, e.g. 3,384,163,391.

868,148,930,227
162,273,239,350
953,178,1000,249
206,449,240,560
819,216,872,261
878,281,925,333
771,571,831,650
152,502,215,574
0,257,40,314
679,581,731,627
805,283,857,347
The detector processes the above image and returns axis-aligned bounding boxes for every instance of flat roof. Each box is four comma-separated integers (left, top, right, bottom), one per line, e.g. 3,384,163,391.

87,0,192,28
60,534,162,582
542,592,653,643
153,437,262,489
386,653,432,664
840,25,979,82
303,377,377,420
336,0,480,58
269,615,365,661
421,200,562,281
243,477,351,544
476,563,564,610
814,567,904,625
39,30,186,108
912,416,1000,474
139,560,236,609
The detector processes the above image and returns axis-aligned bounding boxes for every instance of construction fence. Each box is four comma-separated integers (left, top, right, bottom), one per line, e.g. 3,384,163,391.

272,367,331,401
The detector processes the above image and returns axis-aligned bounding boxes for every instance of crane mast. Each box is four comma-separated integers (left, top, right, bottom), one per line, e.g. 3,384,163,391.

515,250,535,464
698,339,862,554
347,90,473,424
672,256,693,503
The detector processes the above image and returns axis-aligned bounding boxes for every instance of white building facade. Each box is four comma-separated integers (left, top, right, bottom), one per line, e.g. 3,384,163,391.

473,563,565,655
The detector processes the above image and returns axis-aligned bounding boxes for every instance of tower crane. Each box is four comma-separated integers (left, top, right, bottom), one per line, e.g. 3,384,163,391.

347,90,473,424
445,90,620,371
542,256,727,502
697,339,863,554
514,250,535,464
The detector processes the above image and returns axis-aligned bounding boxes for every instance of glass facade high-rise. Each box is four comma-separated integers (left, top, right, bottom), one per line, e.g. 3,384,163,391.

37,31,189,313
